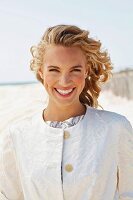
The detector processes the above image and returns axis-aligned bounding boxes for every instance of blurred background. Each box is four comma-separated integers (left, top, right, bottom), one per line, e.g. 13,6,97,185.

0,0,133,133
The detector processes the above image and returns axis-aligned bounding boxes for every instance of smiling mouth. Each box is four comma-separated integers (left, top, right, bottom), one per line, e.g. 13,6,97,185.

54,88,75,96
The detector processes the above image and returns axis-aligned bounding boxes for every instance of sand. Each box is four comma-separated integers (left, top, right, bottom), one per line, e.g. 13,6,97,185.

0,83,133,134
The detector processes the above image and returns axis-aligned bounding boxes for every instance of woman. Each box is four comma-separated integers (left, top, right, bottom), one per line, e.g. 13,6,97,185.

0,24,133,200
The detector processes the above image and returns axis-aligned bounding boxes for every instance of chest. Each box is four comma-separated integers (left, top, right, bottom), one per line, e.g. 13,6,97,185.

14,125,118,185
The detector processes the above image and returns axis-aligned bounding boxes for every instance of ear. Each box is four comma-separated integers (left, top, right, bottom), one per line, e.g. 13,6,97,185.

38,68,43,79
85,70,88,78
85,66,89,78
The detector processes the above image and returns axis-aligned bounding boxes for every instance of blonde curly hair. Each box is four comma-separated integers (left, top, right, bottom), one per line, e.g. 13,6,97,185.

30,24,113,108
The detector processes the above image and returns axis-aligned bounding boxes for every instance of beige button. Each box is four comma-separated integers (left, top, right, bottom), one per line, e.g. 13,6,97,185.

65,164,73,172
63,131,70,139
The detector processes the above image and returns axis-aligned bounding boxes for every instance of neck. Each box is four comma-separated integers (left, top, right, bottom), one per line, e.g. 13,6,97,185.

43,103,86,122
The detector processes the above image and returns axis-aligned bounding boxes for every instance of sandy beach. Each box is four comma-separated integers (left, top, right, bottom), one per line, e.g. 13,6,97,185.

0,82,133,134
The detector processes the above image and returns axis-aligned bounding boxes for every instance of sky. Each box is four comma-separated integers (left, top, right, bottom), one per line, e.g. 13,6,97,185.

0,0,133,83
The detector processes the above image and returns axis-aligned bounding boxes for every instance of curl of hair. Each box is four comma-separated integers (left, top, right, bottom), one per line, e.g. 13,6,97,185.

30,24,113,108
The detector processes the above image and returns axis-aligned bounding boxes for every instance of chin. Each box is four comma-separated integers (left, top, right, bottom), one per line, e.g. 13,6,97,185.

55,98,79,108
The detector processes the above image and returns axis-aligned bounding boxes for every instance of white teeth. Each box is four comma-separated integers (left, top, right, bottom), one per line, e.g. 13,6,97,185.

56,88,73,95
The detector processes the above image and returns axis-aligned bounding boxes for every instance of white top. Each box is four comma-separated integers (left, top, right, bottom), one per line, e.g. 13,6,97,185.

0,105,133,200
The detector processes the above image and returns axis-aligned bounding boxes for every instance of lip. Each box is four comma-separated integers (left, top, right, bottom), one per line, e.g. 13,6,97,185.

55,87,75,90
54,87,75,97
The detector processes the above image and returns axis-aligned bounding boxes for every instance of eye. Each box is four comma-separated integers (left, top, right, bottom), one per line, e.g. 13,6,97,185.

49,69,59,72
72,69,81,72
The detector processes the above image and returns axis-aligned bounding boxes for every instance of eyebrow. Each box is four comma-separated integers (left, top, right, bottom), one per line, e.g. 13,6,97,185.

47,65,83,69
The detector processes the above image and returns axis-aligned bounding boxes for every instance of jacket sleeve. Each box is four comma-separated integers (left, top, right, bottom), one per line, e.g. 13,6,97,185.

117,116,133,200
0,127,24,200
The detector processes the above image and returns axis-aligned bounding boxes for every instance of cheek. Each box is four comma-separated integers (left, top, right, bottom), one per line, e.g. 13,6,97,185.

44,74,57,86
72,74,85,85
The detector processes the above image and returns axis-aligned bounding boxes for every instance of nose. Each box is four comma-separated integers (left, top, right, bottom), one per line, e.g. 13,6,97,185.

59,73,72,86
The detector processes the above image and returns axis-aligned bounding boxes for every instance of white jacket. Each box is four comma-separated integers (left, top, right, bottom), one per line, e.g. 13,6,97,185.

0,106,133,200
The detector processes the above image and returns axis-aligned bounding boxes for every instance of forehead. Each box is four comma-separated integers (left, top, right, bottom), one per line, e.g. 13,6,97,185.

43,45,86,66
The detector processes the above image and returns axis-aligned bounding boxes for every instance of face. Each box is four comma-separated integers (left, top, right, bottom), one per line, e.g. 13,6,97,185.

39,45,88,109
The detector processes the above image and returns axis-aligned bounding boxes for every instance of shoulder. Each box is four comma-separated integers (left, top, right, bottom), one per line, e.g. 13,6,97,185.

5,112,40,139
86,105,131,128
85,106,133,144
